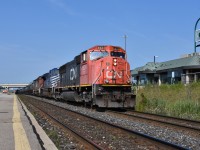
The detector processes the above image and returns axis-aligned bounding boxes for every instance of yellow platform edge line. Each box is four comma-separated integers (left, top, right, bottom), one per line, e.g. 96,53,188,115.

12,95,31,150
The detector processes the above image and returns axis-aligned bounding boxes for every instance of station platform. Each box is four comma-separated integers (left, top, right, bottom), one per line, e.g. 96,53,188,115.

0,93,57,150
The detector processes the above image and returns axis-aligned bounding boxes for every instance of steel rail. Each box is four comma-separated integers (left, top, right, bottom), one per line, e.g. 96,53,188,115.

132,110,200,124
19,97,104,150
26,96,189,150
106,110,200,132
125,110,200,131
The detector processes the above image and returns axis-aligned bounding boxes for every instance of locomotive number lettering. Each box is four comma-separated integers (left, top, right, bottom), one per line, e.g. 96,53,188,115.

70,67,77,80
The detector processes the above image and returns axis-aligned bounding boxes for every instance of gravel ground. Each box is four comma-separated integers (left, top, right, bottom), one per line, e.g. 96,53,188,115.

29,96,200,150
25,97,168,150
22,99,84,150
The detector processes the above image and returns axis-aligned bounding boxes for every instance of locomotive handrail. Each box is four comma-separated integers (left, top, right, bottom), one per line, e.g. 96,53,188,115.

92,61,103,99
126,62,130,81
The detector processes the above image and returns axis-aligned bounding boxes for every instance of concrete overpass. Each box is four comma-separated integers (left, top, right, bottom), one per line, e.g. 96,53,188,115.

0,84,28,89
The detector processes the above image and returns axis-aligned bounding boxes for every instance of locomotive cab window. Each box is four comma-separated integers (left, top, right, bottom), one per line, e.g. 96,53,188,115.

90,51,108,60
111,52,125,59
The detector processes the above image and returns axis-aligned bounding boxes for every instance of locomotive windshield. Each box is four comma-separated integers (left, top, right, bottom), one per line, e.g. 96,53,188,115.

111,52,125,59
90,51,109,60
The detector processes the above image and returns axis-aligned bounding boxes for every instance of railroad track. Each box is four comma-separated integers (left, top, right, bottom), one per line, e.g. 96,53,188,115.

107,110,200,132
18,96,103,150
18,95,188,150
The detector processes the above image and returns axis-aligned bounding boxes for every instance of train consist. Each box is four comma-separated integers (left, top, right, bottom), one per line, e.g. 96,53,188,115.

19,45,136,108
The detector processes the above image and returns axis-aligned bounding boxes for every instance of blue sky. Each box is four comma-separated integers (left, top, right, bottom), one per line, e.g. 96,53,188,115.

0,0,200,83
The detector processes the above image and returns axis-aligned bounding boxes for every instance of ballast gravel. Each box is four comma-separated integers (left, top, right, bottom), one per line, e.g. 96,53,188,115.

32,96,200,150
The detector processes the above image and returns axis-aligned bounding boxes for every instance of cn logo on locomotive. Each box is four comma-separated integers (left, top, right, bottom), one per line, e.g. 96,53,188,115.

70,67,77,80
106,70,122,79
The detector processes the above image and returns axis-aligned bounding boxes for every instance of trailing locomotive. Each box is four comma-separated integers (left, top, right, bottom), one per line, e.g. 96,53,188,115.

20,45,136,108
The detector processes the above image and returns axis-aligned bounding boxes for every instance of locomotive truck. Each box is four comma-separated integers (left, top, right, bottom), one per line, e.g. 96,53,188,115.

20,45,136,108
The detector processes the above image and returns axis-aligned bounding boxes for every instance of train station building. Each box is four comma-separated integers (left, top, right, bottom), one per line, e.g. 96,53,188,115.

131,52,200,85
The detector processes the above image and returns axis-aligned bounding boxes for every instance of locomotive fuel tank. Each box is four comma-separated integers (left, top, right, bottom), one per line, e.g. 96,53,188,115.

60,91,81,102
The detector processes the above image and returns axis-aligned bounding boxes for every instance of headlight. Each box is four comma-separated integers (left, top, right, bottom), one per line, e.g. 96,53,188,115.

114,62,117,66
113,58,117,62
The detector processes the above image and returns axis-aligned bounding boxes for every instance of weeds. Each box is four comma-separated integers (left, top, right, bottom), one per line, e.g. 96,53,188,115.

46,129,61,148
136,82,200,120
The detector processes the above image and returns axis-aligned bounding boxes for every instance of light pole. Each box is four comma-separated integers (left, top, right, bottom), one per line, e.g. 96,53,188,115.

123,34,128,60
154,56,158,64
194,18,200,53
123,34,127,51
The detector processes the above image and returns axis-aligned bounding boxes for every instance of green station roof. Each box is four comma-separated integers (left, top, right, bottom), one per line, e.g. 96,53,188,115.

132,53,200,75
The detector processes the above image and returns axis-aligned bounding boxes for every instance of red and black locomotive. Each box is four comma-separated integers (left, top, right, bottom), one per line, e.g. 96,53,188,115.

20,45,136,108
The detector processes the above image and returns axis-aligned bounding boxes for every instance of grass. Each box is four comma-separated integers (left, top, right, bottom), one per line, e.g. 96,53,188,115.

135,82,200,120
46,129,61,149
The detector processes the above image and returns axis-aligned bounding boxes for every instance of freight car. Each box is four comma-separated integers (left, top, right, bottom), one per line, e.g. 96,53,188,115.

21,45,136,108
